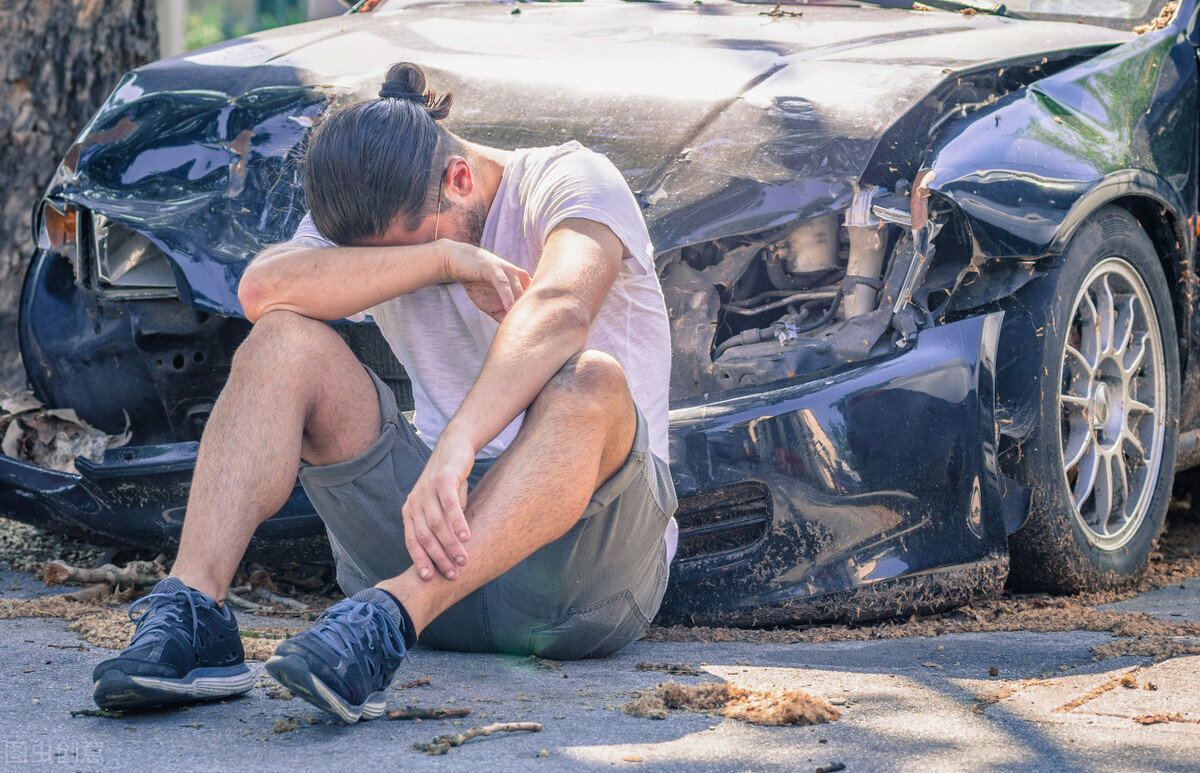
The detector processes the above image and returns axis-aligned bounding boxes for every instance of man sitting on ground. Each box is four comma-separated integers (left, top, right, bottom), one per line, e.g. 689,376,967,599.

90,62,677,723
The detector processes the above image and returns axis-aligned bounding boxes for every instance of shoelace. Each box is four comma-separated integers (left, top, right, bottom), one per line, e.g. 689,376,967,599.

128,589,199,649
311,601,405,668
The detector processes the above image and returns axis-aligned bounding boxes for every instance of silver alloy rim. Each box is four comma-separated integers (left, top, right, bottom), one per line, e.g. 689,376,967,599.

1059,257,1166,551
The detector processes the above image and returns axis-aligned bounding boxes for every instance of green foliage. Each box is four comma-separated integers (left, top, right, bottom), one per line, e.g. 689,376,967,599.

185,1,307,51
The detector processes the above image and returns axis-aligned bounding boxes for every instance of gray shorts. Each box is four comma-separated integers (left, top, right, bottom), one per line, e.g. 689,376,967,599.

298,369,677,660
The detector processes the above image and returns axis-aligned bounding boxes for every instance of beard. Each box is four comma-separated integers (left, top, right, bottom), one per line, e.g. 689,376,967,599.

448,199,488,247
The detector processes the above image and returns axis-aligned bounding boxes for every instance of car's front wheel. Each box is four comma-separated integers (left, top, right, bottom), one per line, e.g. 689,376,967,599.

999,205,1179,592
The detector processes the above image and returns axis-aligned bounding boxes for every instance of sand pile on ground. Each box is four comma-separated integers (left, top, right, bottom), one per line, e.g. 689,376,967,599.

622,680,838,726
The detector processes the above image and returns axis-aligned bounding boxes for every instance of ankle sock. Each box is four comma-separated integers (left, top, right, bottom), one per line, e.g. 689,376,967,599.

352,587,417,649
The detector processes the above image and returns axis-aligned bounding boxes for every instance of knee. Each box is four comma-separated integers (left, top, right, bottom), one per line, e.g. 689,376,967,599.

231,310,344,376
535,350,631,415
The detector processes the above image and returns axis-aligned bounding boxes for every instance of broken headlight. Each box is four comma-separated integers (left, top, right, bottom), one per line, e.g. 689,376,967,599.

36,199,80,269
90,213,178,298
37,203,179,299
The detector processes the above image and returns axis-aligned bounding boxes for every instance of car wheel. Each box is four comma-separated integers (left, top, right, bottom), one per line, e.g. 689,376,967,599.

999,205,1179,592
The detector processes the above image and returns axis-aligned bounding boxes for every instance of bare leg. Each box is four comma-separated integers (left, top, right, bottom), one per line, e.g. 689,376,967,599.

171,310,382,601
377,349,637,633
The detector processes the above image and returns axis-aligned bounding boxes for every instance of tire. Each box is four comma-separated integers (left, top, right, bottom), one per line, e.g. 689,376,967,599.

997,205,1179,592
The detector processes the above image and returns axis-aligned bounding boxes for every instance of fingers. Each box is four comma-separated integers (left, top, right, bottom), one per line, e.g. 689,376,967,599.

490,264,530,312
491,267,516,311
402,480,470,581
508,267,530,305
401,504,436,581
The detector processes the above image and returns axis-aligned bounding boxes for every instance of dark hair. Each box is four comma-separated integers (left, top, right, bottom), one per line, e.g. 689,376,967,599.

303,62,457,245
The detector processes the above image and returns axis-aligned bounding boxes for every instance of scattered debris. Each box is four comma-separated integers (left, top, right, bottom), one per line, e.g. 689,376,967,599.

815,764,845,773
59,583,140,605
266,687,293,700
521,656,563,672
988,666,999,677
69,708,122,719
1055,670,1143,713
43,559,165,588
972,677,1054,713
0,390,130,474
1091,636,1200,663
413,722,542,754
272,717,299,733
1134,712,1199,725
401,676,433,689
0,517,111,574
387,706,473,720
622,680,838,726
1134,2,1177,35
1120,674,1139,689
0,594,292,659
251,586,309,612
759,4,802,18
224,590,268,612
636,662,699,676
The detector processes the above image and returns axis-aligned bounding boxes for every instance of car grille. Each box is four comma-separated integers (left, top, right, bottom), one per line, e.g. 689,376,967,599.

335,323,415,413
673,482,772,575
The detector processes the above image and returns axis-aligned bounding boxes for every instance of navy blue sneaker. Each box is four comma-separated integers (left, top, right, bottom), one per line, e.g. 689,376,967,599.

264,593,408,723
92,577,251,710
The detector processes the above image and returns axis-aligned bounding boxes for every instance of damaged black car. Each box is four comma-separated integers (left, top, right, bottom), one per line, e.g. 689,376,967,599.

7,0,1198,625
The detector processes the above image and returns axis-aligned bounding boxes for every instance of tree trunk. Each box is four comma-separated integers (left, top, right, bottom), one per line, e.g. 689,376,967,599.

0,0,158,391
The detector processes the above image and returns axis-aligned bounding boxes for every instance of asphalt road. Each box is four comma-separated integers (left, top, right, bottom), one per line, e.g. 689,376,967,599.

1,567,1198,772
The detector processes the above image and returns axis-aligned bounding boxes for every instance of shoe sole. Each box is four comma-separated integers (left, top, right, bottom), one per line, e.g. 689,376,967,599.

264,654,386,723
93,666,253,710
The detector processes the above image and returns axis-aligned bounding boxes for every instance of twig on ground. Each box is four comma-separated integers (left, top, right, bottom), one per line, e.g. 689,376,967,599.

401,676,432,689
387,705,472,720
42,560,164,588
636,661,699,675
70,708,123,719
224,590,267,612
61,583,113,604
253,587,309,612
413,722,541,754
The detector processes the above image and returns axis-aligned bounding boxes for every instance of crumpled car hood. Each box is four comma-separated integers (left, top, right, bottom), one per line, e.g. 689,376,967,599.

47,0,1129,315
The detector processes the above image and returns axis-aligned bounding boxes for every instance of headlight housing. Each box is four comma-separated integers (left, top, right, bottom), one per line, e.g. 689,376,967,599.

36,201,177,299
90,213,178,297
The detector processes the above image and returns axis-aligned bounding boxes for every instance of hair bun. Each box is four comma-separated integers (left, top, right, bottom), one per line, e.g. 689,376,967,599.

378,62,453,121
378,80,424,101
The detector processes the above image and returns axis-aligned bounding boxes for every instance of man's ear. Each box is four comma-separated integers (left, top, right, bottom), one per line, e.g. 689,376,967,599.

443,156,474,201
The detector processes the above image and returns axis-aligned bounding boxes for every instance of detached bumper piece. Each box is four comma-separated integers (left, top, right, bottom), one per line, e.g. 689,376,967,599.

660,313,1008,625
0,442,325,561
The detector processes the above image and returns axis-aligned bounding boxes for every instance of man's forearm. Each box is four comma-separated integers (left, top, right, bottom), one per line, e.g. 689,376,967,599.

238,241,449,323
443,287,591,454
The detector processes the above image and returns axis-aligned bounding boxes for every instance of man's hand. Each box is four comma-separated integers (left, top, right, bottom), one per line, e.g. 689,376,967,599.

441,240,531,322
402,431,476,580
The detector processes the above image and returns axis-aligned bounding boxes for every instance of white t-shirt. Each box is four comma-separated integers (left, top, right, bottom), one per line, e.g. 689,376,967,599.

290,141,673,463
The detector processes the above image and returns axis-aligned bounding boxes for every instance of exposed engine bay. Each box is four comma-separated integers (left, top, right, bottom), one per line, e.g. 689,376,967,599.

658,188,909,399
